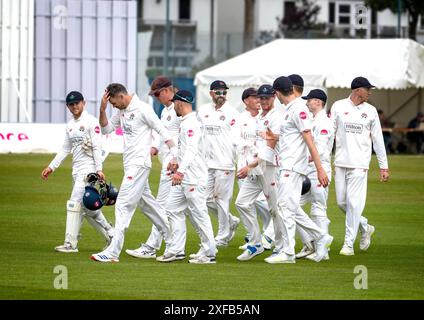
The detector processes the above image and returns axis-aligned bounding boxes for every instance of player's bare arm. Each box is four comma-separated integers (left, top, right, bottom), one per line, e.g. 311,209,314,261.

99,90,110,127
302,131,329,187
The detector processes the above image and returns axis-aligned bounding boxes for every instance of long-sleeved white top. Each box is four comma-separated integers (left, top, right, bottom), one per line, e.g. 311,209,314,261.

331,97,388,170
49,110,102,175
177,112,208,185
236,111,259,170
306,109,335,174
197,102,240,170
279,99,312,175
102,94,173,169
256,107,283,167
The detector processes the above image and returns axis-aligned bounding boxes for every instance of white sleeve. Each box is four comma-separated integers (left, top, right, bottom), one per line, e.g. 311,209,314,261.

89,120,103,171
141,105,172,143
101,111,120,134
314,122,333,162
48,129,72,171
230,110,241,147
178,126,200,174
371,110,388,169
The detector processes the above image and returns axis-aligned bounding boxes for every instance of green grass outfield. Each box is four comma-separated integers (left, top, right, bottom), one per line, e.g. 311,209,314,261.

0,154,423,300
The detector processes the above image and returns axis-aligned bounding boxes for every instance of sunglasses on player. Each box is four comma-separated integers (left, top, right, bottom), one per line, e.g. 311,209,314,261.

213,90,227,96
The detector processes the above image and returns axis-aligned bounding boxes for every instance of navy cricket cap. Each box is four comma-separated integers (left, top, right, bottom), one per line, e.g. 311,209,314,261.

351,77,376,90
66,91,84,105
257,84,275,97
302,89,327,104
272,76,293,91
171,90,194,104
288,74,304,87
210,80,229,90
241,87,257,101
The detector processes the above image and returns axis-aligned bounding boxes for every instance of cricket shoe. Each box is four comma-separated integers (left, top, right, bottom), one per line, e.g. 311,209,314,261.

264,251,296,264
156,252,186,262
90,253,119,263
295,245,315,259
261,234,274,250
189,248,218,260
125,243,156,259
305,252,330,262
215,240,229,247
227,216,241,243
360,225,375,251
237,245,264,261
55,243,78,253
188,255,216,264
315,234,333,262
239,243,249,250
339,245,355,256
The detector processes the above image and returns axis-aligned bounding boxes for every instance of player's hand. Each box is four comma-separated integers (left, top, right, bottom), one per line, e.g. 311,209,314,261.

317,167,329,188
265,127,278,149
100,90,110,113
96,170,105,181
150,147,159,156
380,169,390,182
172,171,184,186
41,167,53,181
237,166,249,179
167,159,179,173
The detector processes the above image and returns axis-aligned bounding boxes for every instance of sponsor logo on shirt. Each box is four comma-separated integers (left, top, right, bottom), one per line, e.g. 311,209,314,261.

205,125,222,135
299,112,307,120
204,114,209,118
320,129,328,135
230,119,236,126
94,126,100,134
187,129,194,137
345,122,364,134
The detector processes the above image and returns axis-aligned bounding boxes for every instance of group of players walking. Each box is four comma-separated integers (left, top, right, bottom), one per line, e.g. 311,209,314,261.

41,73,389,264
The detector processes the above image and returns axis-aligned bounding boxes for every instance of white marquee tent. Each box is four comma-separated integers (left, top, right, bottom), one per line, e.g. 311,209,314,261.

194,39,424,126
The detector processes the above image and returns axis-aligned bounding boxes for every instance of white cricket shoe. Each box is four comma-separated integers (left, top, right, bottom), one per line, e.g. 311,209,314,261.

55,243,78,253
188,255,216,264
305,252,330,262
360,225,375,251
215,240,229,247
264,251,296,264
125,245,157,259
295,245,315,259
261,234,274,250
156,252,185,262
227,216,241,243
237,245,264,261
239,243,249,250
90,253,119,263
315,234,333,262
339,245,355,256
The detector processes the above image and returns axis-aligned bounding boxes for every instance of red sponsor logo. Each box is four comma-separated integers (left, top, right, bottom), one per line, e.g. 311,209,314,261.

189,187,195,192
230,119,236,126
320,129,328,135
115,127,123,136
94,126,100,134
0,133,29,141
127,176,133,180
187,129,194,137
284,173,290,177
299,112,307,120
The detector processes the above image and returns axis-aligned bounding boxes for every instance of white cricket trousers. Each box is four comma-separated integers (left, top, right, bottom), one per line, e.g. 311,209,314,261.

236,178,271,236
166,184,216,257
144,168,186,252
206,169,237,243
104,166,171,258
296,170,331,245
335,166,369,248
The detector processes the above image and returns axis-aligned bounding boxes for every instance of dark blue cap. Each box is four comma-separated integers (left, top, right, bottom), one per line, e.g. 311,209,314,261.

66,91,84,105
273,76,293,91
241,87,258,101
210,80,229,90
171,90,195,104
257,84,275,97
288,74,304,87
351,77,376,90
302,89,327,103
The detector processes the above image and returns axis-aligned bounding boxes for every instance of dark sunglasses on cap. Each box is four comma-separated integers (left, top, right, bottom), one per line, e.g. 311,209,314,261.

213,90,227,96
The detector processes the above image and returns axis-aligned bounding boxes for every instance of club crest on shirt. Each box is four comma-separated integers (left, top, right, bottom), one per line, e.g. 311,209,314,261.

264,120,269,126
299,112,307,120
79,126,85,132
361,113,368,119
220,115,226,121
204,114,209,118
187,129,194,137
285,114,289,120
167,115,171,121
129,113,135,120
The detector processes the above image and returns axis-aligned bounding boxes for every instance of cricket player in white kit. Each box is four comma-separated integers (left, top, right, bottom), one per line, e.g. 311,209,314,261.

295,89,334,261
265,76,332,264
331,77,389,256
162,90,217,264
125,76,186,260
236,85,280,261
91,83,176,263
41,91,114,253
197,80,241,247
